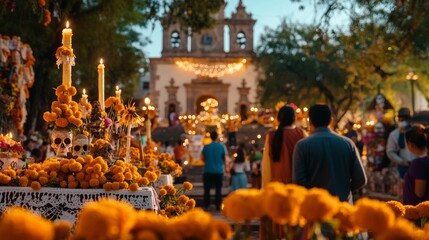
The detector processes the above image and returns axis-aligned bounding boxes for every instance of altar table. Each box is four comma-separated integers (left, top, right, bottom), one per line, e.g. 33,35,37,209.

0,186,158,224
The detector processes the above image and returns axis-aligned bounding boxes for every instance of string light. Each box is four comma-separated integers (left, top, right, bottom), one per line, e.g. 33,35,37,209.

175,59,247,77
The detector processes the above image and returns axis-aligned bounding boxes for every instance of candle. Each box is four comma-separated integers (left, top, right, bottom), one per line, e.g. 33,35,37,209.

62,21,73,87
98,58,105,111
62,21,72,48
115,85,122,99
81,89,88,104
146,118,152,140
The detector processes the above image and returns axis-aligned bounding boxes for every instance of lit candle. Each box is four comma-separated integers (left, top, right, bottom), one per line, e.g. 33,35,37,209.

81,89,88,104
98,58,105,111
115,85,122,99
62,21,72,48
62,21,73,87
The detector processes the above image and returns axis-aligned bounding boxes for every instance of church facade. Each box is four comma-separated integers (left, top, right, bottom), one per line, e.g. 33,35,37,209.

149,1,258,120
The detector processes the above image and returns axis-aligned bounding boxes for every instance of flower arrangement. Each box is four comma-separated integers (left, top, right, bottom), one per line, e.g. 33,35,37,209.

0,133,25,157
222,182,429,239
158,181,195,218
0,198,232,240
43,84,83,129
157,152,183,177
0,156,159,191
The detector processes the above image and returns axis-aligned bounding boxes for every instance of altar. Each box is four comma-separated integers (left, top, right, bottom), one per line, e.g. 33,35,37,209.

0,187,158,225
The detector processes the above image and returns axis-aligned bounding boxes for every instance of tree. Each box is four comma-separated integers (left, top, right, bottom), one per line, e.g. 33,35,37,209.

0,0,224,134
256,21,360,128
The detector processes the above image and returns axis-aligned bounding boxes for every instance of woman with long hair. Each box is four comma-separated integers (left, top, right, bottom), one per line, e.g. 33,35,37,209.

230,142,250,192
261,105,307,186
403,125,429,205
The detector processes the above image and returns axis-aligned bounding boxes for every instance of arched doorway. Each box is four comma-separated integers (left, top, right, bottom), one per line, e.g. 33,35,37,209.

195,95,216,114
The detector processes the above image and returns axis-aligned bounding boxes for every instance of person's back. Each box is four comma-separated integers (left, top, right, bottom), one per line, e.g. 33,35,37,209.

202,141,225,173
293,104,367,202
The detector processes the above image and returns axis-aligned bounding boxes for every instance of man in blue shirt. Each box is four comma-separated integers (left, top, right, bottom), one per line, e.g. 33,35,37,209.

293,104,367,203
201,131,226,211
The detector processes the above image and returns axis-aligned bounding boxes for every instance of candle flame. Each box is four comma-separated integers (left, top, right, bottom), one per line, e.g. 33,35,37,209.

100,58,103,64
66,21,69,28
8,132,12,139
83,89,86,95
144,97,150,105
116,85,119,91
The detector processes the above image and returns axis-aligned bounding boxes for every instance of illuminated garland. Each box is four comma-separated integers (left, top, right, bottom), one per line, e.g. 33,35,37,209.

175,59,247,78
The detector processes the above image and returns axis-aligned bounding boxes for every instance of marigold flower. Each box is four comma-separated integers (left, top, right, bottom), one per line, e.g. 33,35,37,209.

99,175,107,184
353,198,395,234
58,95,71,104
112,181,120,190
55,85,67,96
89,178,99,188
417,201,429,218
60,180,67,188
145,171,157,182
55,118,69,128
403,205,420,220
300,188,339,223
103,182,112,191
385,200,405,218
114,104,125,112
172,208,215,239
138,177,150,186
178,195,189,205
74,199,137,240
67,86,77,96
0,207,54,240
68,181,78,188
333,202,359,234
53,221,71,240
38,176,49,185
213,219,233,240
120,182,129,189
183,181,193,190
19,176,29,187
159,189,167,197
43,112,52,122
377,218,425,240
38,0,46,7
105,97,115,108
0,174,11,184
222,189,262,222
31,181,42,191
129,183,139,192
167,187,177,195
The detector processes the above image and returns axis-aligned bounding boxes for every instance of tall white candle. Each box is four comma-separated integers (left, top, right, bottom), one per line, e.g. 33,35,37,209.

62,21,73,87
98,58,105,111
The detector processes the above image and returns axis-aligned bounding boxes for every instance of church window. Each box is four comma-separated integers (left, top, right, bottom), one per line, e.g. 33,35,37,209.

237,31,246,49
171,31,180,48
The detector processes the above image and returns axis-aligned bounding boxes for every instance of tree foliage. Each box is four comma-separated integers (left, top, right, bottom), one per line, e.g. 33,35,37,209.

0,0,224,133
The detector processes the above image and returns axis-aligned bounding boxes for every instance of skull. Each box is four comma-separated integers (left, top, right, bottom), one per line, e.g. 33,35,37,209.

72,134,89,158
51,128,73,158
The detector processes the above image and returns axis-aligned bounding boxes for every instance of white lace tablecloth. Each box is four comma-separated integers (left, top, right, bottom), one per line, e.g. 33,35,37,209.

0,187,159,224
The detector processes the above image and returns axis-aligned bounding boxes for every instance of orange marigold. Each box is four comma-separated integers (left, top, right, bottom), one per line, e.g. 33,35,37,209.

67,86,77,96
55,118,69,128
30,181,42,191
129,183,139,192
183,181,193,190
385,200,405,218
404,205,420,220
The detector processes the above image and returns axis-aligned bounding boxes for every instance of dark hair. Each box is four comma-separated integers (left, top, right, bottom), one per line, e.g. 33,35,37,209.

210,131,218,141
234,147,245,164
405,125,427,150
309,104,331,128
31,148,42,158
271,105,296,162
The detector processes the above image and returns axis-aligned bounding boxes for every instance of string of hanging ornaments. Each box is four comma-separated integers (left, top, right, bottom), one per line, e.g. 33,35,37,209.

175,59,247,78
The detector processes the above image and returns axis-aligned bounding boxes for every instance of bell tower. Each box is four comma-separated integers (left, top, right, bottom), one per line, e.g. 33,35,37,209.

226,0,256,57
161,23,188,57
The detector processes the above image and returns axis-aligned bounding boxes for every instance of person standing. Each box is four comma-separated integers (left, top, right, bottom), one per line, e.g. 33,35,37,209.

249,143,262,189
173,139,186,166
201,131,226,211
229,143,250,192
293,104,367,203
261,105,307,187
403,125,429,205
386,107,416,178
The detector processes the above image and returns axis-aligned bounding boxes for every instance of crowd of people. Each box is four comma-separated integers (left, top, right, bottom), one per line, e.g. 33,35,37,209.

200,103,429,220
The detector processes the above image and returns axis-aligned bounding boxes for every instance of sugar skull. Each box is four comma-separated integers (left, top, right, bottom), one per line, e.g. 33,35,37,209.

51,128,73,158
72,134,89,158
